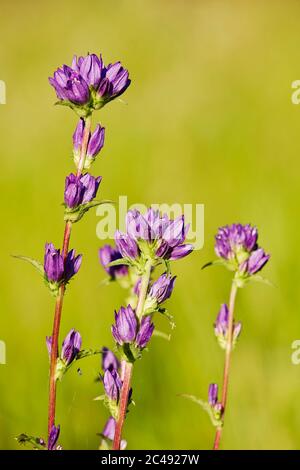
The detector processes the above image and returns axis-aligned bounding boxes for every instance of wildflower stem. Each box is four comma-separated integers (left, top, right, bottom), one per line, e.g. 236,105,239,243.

47,116,91,443
213,280,238,450
113,258,153,450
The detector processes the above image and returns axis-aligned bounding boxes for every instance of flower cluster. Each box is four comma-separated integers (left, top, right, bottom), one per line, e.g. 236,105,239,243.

112,305,154,353
115,208,193,268
44,243,82,294
100,348,125,419
49,53,130,116
215,223,270,282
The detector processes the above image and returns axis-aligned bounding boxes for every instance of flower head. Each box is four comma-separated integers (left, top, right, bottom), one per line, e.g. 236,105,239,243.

115,208,193,263
49,53,130,115
112,305,138,345
99,245,128,279
215,223,270,277
63,249,82,282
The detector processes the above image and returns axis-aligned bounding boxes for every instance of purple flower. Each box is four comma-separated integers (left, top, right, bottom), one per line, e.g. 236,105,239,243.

97,61,131,102
46,336,52,357
64,173,102,209
101,417,127,449
208,384,218,407
99,245,128,279
126,210,150,241
102,347,120,372
48,424,60,450
115,208,193,262
49,65,90,105
103,369,122,401
112,305,138,345
215,224,258,260
135,316,154,349
215,224,270,276
244,248,270,275
44,243,82,284
44,243,64,282
64,249,82,282
61,329,82,366
102,416,116,440
73,119,105,168
49,54,130,111
149,273,176,304
73,53,103,88
214,304,242,344
115,231,139,260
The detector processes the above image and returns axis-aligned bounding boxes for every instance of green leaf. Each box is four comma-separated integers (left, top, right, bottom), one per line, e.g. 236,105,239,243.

13,255,44,276
76,348,102,360
248,274,275,288
108,258,131,267
152,330,171,341
201,259,228,270
180,394,222,428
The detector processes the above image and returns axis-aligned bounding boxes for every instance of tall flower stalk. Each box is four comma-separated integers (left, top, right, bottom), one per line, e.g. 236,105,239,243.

183,223,270,450
98,209,193,450
16,53,130,449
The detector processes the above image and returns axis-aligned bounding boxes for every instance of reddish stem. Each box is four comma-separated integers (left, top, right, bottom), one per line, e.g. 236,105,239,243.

47,114,91,443
112,362,133,450
213,281,238,450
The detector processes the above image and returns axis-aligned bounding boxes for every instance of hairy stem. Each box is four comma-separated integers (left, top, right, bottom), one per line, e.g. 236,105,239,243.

112,258,152,450
213,281,238,450
47,115,91,443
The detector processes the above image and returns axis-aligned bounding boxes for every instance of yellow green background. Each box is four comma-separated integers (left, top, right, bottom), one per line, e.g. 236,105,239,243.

0,0,299,450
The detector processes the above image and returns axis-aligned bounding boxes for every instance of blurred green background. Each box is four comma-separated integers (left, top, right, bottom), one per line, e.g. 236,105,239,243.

0,0,299,450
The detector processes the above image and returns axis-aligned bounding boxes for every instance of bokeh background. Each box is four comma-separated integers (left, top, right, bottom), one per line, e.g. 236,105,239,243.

0,0,299,450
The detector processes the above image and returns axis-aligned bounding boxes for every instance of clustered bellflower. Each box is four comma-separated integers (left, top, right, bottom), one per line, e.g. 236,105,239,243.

99,245,128,280
215,223,270,281
47,329,82,380
115,208,193,267
49,53,131,116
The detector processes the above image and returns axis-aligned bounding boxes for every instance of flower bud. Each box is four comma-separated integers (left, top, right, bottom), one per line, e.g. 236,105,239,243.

115,231,139,260
44,243,64,282
61,329,82,366
103,369,122,401
208,383,218,407
135,316,154,349
112,305,138,345
148,273,176,305
99,245,128,279
48,424,60,451
102,347,120,372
